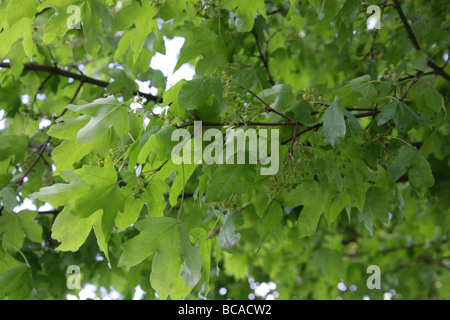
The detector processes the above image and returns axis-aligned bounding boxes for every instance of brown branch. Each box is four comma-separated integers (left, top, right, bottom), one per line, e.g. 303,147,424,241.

35,7,52,17
348,237,448,257
28,142,52,153
281,123,322,145
37,209,62,215
175,121,298,129
289,124,299,161
281,110,381,145
392,0,421,51
392,0,450,82
363,28,379,61
177,109,381,146
230,79,297,123
16,82,84,188
399,71,435,81
251,29,275,86
0,62,162,102
400,71,422,100
56,81,84,118
16,136,51,187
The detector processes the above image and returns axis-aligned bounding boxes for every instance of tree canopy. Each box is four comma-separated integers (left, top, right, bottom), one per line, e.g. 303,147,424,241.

0,0,449,300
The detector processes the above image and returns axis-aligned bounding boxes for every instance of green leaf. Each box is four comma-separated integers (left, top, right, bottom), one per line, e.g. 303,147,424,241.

8,41,26,80
47,115,91,140
114,1,158,62
50,208,100,252
0,17,34,59
324,156,344,193
5,0,37,28
321,101,346,148
115,197,144,230
343,166,366,212
0,264,33,299
292,99,316,126
141,179,169,218
217,211,242,253
0,135,28,162
30,171,90,208
0,212,24,250
17,210,42,243
178,77,225,115
411,80,445,115
347,75,378,107
285,180,325,237
66,97,129,144
0,210,41,251
387,145,435,194
361,187,390,235
257,201,283,241
310,249,344,283
0,186,19,212
189,228,211,294
257,84,295,113
376,101,420,132
168,164,198,207
205,165,250,202
326,193,350,225
31,158,125,259
82,0,112,56
223,0,267,32
118,217,202,300
174,25,217,72
155,124,179,161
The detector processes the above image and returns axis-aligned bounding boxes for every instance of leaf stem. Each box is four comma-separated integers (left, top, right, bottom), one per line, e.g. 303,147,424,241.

176,162,185,223
1,238,31,268
206,211,224,240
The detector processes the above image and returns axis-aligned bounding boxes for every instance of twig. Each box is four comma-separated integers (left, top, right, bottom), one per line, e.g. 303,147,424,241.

289,124,299,161
176,162,185,223
281,110,381,145
28,142,52,153
229,79,297,123
16,136,51,187
56,81,84,118
400,71,422,100
251,29,275,86
16,82,84,187
206,212,224,240
392,0,450,82
0,62,162,102
38,209,62,215
175,121,297,129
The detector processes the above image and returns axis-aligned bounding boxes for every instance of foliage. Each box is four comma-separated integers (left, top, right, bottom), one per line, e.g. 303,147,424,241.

0,0,449,300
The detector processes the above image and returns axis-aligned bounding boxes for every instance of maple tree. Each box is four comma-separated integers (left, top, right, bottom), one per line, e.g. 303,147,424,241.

0,0,449,300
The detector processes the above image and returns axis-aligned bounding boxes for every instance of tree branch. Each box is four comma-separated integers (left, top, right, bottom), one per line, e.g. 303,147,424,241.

392,0,450,82
230,79,297,123
16,136,51,187
56,81,84,118
348,237,448,257
0,62,162,102
28,142,53,153
251,29,275,86
400,71,422,100
175,121,297,129
16,82,84,187
281,110,381,145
